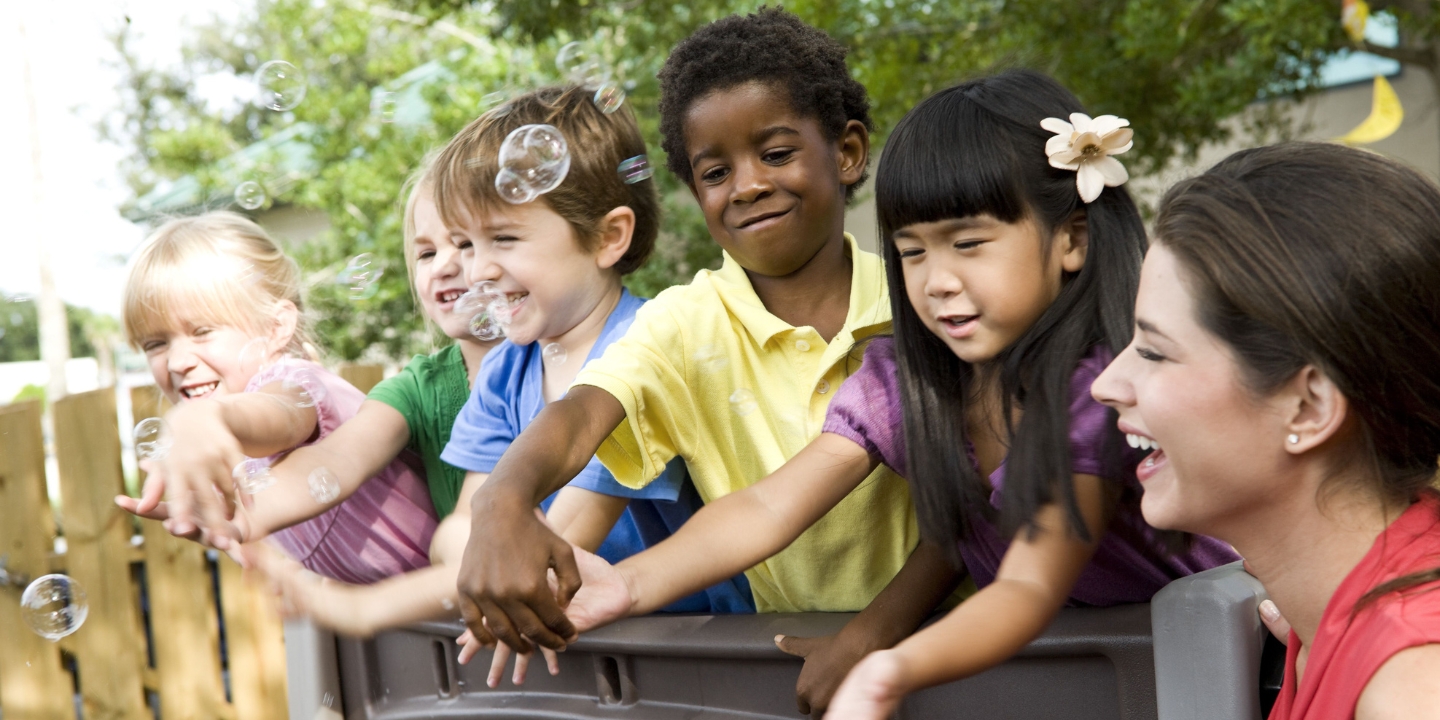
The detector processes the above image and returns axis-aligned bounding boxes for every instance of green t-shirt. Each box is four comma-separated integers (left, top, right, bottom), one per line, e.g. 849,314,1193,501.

368,344,471,518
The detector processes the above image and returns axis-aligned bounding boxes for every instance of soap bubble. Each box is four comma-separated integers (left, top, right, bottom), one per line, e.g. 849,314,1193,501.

618,155,653,185
555,42,589,77
307,467,340,504
232,458,277,494
254,60,307,112
21,574,88,642
234,181,267,210
237,337,270,378
543,343,567,365
281,369,326,409
495,124,571,204
593,82,626,114
371,91,397,123
486,296,515,328
730,388,759,417
133,418,172,461
468,311,504,341
337,253,384,301
694,344,729,373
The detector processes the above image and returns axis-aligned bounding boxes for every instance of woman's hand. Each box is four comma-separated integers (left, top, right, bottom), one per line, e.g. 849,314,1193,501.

823,650,910,720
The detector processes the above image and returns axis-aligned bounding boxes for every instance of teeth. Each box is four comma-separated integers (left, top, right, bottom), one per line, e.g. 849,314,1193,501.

184,381,219,398
1126,433,1161,453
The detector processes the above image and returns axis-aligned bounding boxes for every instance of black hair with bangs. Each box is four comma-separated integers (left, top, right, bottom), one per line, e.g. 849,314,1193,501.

877,70,1150,565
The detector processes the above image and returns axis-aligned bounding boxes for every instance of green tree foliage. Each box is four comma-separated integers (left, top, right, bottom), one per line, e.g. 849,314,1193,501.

0,294,100,363
111,0,1373,362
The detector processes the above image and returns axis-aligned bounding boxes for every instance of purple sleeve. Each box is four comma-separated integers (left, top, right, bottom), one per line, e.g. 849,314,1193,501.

821,337,909,477
1066,348,1142,479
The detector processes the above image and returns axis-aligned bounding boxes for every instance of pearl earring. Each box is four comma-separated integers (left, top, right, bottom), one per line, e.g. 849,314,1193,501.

1287,434,1300,445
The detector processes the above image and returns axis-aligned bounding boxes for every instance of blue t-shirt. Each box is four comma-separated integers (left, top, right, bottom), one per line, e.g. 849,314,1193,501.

442,289,752,614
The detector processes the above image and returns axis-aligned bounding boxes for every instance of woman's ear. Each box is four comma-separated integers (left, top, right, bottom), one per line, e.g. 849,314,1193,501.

594,206,636,271
1057,211,1090,273
836,119,871,188
1283,365,1350,454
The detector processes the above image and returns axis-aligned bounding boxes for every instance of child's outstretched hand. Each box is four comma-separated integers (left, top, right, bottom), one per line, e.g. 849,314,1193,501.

823,650,909,720
116,459,253,560
156,400,248,548
776,632,874,716
243,543,368,637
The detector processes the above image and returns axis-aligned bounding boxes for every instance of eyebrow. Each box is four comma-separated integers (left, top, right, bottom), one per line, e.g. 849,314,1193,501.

893,216,999,239
1136,318,1173,341
688,125,802,169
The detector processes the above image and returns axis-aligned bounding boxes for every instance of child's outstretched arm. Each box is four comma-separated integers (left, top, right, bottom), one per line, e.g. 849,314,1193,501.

456,385,628,653
824,473,1116,720
135,381,319,547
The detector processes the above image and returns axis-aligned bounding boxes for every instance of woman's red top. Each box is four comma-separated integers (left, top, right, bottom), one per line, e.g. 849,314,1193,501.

1269,490,1440,720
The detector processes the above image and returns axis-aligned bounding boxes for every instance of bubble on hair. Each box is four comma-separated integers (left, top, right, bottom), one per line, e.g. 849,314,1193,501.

494,124,571,204
618,155,653,184
254,60,307,112
593,82,626,114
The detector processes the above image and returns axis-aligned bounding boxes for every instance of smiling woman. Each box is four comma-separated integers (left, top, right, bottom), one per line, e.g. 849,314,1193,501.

1092,142,1440,720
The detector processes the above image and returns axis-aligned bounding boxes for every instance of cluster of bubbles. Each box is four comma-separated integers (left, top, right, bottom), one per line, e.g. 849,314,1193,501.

618,155,654,185
308,467,341,504
543,343,567,365
730,388,759,417
133,417,173,461
555,42,626,115
336,253,384,301
233,458,277,495
455,280,514,341
235,181,267,211
21,574,88,642
495,124,571,205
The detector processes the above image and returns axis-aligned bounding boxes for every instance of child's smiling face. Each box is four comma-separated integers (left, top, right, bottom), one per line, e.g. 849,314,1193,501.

140,318,283,405
892,214,1087,364
682,81,867,278
410,190,478,341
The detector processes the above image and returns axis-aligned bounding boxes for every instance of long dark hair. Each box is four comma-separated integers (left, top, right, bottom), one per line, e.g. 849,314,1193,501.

1155,142,1440,607
877,70,1148,564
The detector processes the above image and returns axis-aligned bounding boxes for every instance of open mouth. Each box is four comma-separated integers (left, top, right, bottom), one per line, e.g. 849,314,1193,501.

737,208,791,229
1126,432,1167,480
181,381,220,400
938,313,981,339
435,288,464,306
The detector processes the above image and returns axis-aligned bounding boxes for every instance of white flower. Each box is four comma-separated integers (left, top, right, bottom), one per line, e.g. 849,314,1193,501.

1041,113,1134,203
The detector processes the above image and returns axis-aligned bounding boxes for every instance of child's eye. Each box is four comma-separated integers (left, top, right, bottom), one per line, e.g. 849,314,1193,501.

897,247,925,259
493,235,519,244
142,340,166,353
1135,347,1166,362
455,238,473,251
762,148,796,164
416,249,436,261
700,166,729,184
953,239,984,251
194,327,213,338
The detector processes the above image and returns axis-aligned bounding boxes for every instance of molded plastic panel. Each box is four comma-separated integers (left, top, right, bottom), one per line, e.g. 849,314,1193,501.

1151,561,1269,720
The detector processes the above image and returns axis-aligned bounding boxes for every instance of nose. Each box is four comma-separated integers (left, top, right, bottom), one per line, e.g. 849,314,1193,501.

923,264,963,300
166,336,199,378
1091,345,1136,409
433,245,461,281
464,244,503,287
729,156,775,207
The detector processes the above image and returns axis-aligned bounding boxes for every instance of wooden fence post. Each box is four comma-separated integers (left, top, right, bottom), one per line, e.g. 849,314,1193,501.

338,363,385,395
0,400,77,720
130,387,229,720
53,389,149,720
218,556,290,720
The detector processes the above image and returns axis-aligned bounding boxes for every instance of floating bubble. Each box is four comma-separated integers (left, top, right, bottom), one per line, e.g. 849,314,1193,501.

133,418,172,461
694,344,729,373
307,467,340,504
730,388,759,417
233,458,277,494
237,337,271,379
495,124,571,204
282,370,327,409
555,42,589,77
486,296,515,328
468,311,504,341
234,181,266,210
372,91,397,123
254,60,307,112
21,574,88,642
618,155,653,185
337,253,384,301
543,343,567,365
593,82,626,114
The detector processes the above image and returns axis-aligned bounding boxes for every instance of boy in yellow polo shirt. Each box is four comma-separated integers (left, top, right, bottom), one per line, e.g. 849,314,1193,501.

456,8,962,713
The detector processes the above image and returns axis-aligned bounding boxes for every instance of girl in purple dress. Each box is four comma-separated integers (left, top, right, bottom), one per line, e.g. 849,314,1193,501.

552,70,1237,717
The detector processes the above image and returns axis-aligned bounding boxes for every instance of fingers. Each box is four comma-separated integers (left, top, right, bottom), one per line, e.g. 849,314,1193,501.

487,643,512,688
493,597,575,652
550,541,583,610
135,471,167,515
456,630,484,666
542,646,560,676
1259,599,1290,646
775,634,818,658
512,650,531,686
116,495,172,521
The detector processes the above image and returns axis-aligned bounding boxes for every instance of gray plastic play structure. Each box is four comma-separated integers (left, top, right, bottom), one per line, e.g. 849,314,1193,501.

283,561,1274,719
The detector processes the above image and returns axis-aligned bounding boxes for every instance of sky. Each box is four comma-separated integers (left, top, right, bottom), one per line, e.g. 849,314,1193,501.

0,1,244,317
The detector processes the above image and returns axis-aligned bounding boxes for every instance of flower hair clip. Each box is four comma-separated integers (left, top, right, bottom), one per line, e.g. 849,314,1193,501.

1041,113,1133,203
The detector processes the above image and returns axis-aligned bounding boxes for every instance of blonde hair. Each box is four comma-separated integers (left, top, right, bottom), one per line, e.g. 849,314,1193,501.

433,85,660,275
400,149,441,309
123,211,316,358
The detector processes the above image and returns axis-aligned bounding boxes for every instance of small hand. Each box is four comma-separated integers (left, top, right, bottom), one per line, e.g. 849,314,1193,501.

556,541,634,636
117,461,251,559
485,639,561,688
777,632,873,716
455,502,582,654
824,650,909,720
157,401,247,549
244,543,365,635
